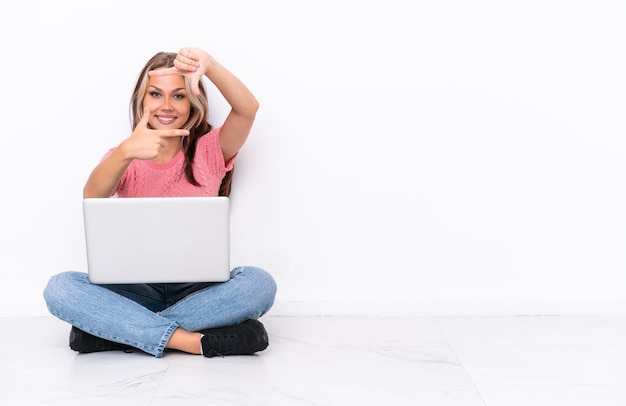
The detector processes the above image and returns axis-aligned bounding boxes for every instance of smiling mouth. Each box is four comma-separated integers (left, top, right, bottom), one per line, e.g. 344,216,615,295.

156,116,176,124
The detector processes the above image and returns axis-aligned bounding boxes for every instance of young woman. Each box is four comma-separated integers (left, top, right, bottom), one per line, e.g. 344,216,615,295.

43,47,277,358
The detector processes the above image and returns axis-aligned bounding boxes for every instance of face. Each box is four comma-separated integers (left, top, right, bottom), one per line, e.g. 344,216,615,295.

142,70,191,130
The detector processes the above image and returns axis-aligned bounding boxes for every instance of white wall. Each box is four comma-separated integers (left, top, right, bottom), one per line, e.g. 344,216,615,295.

1,0,625,317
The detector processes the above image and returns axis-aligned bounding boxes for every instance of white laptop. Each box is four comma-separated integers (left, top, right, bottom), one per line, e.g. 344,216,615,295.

83,196,231,284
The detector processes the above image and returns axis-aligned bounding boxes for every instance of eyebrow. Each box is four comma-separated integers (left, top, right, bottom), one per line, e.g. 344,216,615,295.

148,85,186,93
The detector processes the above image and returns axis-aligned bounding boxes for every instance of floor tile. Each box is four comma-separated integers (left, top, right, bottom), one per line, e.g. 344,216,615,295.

478,384,626,406
451,345,626,385
435,315,626,347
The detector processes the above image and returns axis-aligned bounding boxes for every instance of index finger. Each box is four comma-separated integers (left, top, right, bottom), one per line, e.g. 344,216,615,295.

148,67,180,77
155,129,190,137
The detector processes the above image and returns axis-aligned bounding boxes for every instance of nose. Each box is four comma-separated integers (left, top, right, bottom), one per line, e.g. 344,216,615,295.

161,97,174,111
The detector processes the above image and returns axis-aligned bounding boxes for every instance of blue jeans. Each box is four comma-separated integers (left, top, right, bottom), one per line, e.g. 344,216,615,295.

43,266,277,358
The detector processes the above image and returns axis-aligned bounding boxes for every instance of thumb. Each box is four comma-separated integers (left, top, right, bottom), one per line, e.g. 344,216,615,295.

138,107,151,127
190,80,201,96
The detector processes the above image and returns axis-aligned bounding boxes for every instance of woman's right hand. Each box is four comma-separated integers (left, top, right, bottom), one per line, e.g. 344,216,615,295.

84,108,190,198
120,107,190,160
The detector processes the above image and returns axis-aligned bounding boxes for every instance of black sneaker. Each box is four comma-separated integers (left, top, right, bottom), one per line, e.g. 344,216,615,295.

199,319,269,358
69,326,134,353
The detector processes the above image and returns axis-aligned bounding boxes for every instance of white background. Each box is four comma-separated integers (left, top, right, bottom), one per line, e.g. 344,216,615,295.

1,0,625,316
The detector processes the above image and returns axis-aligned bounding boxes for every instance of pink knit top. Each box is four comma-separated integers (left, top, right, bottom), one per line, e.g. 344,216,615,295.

103,127,236,198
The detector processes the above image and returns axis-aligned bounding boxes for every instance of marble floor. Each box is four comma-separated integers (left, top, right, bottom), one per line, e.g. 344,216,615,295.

1,315,625,405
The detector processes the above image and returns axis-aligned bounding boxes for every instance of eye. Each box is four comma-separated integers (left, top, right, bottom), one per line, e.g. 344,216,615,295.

173,93,186,100
149,91,161,98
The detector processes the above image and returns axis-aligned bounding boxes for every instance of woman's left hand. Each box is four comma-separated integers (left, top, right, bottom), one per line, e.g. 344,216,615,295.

148,47,210,95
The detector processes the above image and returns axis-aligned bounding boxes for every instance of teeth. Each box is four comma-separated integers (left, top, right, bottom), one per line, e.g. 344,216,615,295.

158,116,175,122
